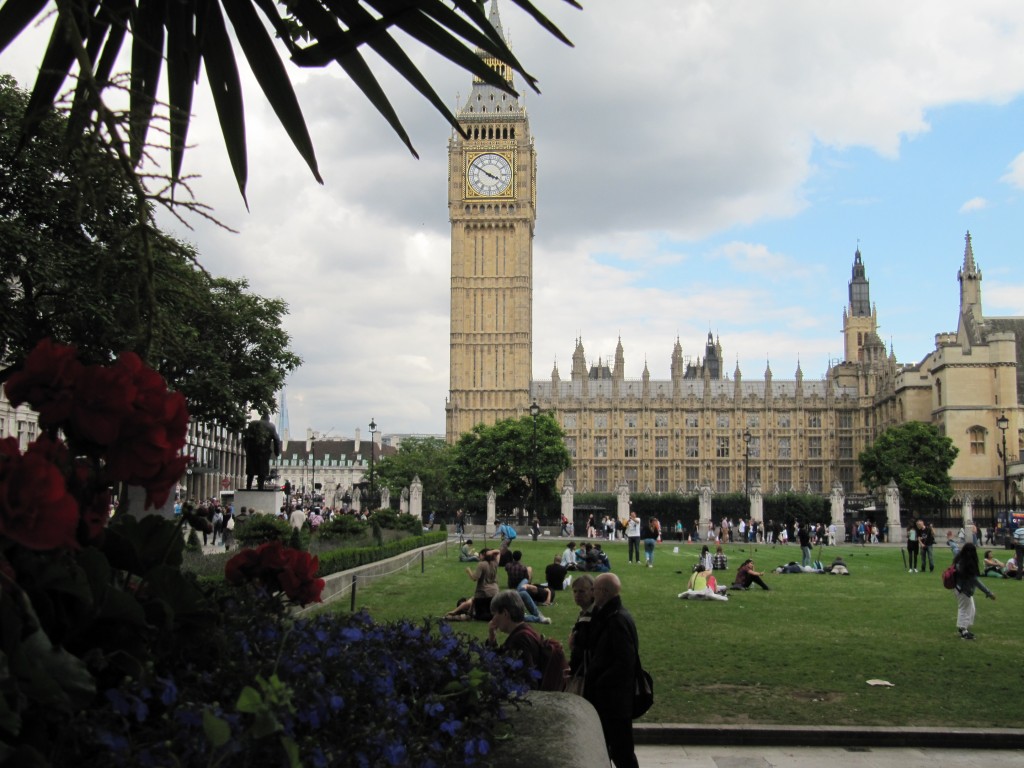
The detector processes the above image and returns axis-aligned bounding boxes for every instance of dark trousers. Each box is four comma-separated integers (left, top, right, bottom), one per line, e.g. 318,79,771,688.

627,537,641,562
597,710,638,768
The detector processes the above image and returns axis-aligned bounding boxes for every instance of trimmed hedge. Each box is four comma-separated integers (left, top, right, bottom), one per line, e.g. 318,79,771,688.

316,532,447,576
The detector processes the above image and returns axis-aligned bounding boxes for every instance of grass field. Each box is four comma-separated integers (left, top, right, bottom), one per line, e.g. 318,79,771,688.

325,535,1024,728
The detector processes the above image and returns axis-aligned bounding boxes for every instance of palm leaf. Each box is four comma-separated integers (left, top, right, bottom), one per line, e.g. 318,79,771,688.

198,0,249,202
128,0,165,166
222,0,322,183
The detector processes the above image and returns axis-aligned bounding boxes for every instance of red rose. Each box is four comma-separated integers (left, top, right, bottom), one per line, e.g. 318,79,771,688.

0,438,79,550
3,339,81,428
70,362,136,446
225,548,262,585
80,488,113,542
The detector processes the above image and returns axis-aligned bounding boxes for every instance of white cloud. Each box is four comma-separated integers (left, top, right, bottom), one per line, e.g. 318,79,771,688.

1001,151,1024,189
960,197,989,212
4,1,1024,436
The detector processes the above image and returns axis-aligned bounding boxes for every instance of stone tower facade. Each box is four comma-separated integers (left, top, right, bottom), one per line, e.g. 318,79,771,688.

445,0,536,442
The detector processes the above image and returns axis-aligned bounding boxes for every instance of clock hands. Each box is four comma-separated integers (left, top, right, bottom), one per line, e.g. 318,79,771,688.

473,161,501,181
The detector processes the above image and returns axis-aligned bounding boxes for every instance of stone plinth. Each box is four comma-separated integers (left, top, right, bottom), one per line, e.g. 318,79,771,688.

491,691,609,768
233,489,283,516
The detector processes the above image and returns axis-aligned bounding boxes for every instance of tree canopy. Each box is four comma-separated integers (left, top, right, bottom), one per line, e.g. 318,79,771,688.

451,412,571,515
0,0,579,201
858,421,959,511
373,437,456,514
0,75,300,430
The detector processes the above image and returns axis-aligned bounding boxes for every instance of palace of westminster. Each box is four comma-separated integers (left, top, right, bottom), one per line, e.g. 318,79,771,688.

2,2,1021,508
444,2,1023,507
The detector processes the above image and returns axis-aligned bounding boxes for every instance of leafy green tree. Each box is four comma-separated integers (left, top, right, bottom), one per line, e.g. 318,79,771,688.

859,421,959,511
1,0,578,199
0,75,300,430
373,437,457,515
451,413,571,516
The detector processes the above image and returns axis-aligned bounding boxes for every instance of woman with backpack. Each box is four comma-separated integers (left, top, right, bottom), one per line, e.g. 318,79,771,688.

952,542,996,640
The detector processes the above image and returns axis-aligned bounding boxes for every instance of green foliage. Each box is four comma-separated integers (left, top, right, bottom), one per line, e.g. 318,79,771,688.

373,437,456,514
859,421,959,512
235,515,293,547
369,510,423,534
451,413,571,512
318,515,369,540
763,493,831,525
0,76,301,429
4,1,577,199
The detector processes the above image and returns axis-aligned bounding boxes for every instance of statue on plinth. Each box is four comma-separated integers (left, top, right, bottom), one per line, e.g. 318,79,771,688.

243,413,281,490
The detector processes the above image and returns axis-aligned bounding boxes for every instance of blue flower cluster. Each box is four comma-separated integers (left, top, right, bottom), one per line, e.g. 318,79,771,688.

71,602,532,767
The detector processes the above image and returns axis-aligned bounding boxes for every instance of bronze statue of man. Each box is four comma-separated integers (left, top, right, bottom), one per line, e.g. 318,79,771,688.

243,413,282,490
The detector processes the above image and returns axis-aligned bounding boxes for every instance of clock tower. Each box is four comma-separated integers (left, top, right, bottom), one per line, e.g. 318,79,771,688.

446,0,536,442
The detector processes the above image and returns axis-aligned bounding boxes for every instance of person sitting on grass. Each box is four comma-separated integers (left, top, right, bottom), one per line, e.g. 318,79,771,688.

1004,554,1019,579
731,559,771,590
444,548,499,621
561,541,580,571
545,555,570,592
504,550,531,590
712,543,728,571
459,539,479,562
678,567,728,601
983,551,1006,577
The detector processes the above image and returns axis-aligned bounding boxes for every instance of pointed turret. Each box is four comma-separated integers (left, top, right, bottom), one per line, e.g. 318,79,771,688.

958,230,983,312
642,359,651,399
848,247,871,316
551,361,560,384
613,336,625,381
571,337,587,381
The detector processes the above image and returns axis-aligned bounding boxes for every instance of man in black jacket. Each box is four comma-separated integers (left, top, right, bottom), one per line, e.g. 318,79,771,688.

583,573,639,768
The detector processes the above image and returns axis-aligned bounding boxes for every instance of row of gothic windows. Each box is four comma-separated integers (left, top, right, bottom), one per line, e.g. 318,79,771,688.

568,464,847,495
575,434,842,460
563,410,848,430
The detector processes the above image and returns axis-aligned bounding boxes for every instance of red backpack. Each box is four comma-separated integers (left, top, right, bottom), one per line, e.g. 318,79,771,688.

520,627,569,691
942,563,957,589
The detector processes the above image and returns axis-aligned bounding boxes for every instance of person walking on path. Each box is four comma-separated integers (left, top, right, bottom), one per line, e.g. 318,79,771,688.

953,542,996,640
583,573,640,768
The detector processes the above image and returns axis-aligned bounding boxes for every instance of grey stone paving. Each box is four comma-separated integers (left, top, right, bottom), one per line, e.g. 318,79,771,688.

635,745,1024,768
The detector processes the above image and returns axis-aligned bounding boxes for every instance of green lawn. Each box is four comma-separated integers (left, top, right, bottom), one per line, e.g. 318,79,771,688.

324,536,1023,728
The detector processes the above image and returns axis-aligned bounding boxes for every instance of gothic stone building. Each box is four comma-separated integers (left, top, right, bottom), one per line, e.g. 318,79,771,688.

446,3,1022,504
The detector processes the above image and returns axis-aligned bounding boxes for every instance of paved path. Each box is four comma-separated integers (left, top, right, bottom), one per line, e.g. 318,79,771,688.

636,745,1024,767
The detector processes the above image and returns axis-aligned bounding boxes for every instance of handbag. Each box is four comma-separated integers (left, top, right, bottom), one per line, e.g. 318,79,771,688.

226,517,236,531
632,665,654,719
564,674,586,696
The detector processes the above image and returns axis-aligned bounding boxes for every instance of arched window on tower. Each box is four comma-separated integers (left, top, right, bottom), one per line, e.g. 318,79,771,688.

968,426,986,455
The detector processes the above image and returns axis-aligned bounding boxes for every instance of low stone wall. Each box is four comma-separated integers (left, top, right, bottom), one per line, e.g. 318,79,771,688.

296,539,449,614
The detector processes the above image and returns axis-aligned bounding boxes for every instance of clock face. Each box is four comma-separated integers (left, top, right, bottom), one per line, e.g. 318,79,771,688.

467,152,513,196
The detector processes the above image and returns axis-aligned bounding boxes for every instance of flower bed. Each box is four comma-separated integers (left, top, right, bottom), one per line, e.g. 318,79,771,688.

0,340,532,766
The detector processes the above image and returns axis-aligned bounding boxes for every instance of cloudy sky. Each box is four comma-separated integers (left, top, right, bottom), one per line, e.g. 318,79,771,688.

6,1,1024,441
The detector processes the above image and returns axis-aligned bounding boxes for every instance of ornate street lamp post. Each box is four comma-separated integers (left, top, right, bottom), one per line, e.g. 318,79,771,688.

530,402,540,522
997,411,1009,507
368,418,378,509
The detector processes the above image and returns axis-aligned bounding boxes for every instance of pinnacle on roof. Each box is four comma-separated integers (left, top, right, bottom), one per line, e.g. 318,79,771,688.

962,230,978,274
